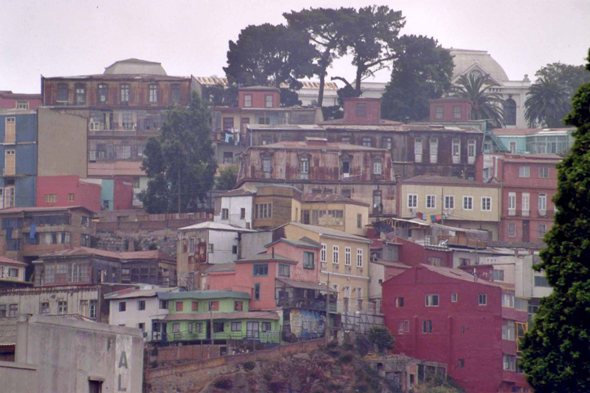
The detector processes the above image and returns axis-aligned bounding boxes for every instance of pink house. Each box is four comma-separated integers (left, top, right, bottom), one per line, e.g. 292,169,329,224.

0,91,42,110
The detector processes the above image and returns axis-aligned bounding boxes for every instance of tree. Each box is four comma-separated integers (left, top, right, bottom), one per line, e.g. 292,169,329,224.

203,83,238,107
525,77,571,127
224,23,318,92
284,7,353,107
367,326,395,354
140,92,217,213
381,35,453,122
535,62,590,97
452,73,506,127
216,165,238,190
520,50,590,392
333,5,405,92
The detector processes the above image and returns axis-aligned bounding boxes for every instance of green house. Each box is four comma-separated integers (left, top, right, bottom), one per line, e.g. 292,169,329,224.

157,290,280,344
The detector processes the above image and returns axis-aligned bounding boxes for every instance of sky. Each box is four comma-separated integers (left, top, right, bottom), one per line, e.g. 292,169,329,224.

2,0,589,94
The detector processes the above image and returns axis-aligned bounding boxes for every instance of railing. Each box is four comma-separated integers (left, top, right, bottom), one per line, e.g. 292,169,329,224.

426,235,487,249
277,297,337,313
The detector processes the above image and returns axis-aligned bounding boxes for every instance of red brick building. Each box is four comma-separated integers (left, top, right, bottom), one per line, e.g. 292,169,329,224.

429,98,472,122
36,176,101,211
382,264,530,393
476,153,560,246
0,91,41,110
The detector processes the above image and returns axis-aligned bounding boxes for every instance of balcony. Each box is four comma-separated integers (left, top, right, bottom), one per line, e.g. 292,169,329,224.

522,210,529,217
452,155,460,164
508,209,516,216
468,156,475,164
277,297,337,313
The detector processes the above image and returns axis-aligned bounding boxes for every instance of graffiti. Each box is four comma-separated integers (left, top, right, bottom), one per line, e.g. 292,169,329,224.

289,309,326,339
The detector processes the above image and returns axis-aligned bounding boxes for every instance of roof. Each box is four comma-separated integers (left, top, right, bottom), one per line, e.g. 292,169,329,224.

104,58,167,75
371,260,411,269
420,264,502,287
0,91,41,100
256,184,303,194
215,188,256,198
158,290,250,300
247,123,481,133
0,205,94,215
164,311,279,321
236,253,298,264
179,221,255,232
449,49,509,82
194,77,338,90
205,263,236,274
282,222,371,243
302,193,370,207
264,237,321,249
239,86,280,92
492,128,540,136
402,175,499,187
39,247,175,262
88,161,146,177
105,287,179,300
254,140,388,152
276,278,336,292
0,256,27,266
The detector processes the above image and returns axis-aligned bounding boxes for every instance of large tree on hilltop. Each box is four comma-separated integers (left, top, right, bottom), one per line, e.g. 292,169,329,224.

520,49,590,392
381,35,453,122
140,92,217,213
284,7,354,106
223,23,318,94
453,73,506,127
525,77,571,127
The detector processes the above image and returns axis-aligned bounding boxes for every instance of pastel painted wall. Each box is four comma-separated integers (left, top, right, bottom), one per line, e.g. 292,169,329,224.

36,176,101,211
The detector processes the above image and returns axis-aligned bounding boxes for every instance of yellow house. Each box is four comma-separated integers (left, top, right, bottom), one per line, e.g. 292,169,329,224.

397,175,501,240
301,194,369,236
275,222,371,314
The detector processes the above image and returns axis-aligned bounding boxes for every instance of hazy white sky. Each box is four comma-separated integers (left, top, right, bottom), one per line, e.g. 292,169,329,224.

2,0,589,93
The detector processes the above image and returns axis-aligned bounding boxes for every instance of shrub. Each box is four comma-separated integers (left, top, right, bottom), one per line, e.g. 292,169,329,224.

326,340,338,349
367,326,395,354
213,376,233,390
338,352,354,364
243,361,256,371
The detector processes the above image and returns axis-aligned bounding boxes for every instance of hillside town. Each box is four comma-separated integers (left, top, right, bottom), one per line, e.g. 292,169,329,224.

1,3,589,393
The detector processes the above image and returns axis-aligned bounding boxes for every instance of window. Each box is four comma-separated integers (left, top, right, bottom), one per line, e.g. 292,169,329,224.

408,194,418,208
502,293,515,308
57,83,69,102
426,195,436,209
383,137,392,149
429,138,438,163
261,322,272,332
208,301,219,311
244,94,252,107
176,301,183,312
539,167,549,178
362,137,372,147
503,354,516,371
345,247,351,266
159,300,168,309
231,321,242,332
451,293,458,302
463,196,473,210
435,106,443,119
341,136,351,144
221,208,229,220
539,194,547,212
422,320,432,334
247,321,259,338
120,84,130,102
332,246,339,264
481,197,492,211
254,283,261,301
453,106,461,119
75,84,86,104
534,276,549,287
519,167,530,178
172,323,180,333
478,294,487,306
522,193,530,213
425,294,439,307
303,251,315,269
265,94,273,108
538,224,547,238
253,264,268,276
356,103,366,117
239,208,246,220
148,84,158,103
56,301,67,314
45,194,57,203
342,160,350,175
262,158,271,173
444,195,455,210
468,140,476,158
357,214,362,228
508,222,516,237
396,297,404,307
119,302,126,312
254,203,272,219
208,243,214,253
300,157,309,174
278,264,290,277
457,359,465,368
192,301,199,311
373,160,382,175
97,84,108,103
452,139,460,157
414,138,422,162
67,193,75,202
138,300,146,311
515,298,528,311
356,249,363,267
493,270,505,281
508,192,516,211
213,322,224,333
320,244,327,263
15,100,28,109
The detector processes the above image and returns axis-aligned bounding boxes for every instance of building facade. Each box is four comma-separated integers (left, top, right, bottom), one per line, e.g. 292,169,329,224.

493,127,575,155
0,91,41,111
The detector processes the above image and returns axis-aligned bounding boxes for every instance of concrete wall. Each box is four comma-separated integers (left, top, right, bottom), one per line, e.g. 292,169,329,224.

109,296,168,341
214,195,253,228
37,108,87,177
241,231,272,259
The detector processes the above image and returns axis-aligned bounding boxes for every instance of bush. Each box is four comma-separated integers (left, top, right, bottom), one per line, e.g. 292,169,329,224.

338,352,354,364
242,361,256,371
355,334,371,357
326,340,338,349
213,376,233,390
367,326,395,354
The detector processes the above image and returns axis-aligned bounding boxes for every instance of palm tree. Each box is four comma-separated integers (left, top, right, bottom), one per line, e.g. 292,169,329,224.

524,77,571,128
453,73,506,127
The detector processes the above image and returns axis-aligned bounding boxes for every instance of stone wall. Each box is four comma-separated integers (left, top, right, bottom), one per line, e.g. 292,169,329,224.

95,227,179,257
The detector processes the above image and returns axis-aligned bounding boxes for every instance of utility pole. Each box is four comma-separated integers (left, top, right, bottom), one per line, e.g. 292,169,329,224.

441,186,445,225
325,273,331,344
178,167,181,214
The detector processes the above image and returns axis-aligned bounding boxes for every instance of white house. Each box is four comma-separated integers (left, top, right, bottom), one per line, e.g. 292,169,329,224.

213,188,256,229
0,256,27,282
106,286,179,341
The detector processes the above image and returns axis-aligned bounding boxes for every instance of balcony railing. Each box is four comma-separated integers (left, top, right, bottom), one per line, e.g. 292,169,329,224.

277,297,337,313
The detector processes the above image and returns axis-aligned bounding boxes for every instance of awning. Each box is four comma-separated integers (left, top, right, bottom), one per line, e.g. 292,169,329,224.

275,278,336,292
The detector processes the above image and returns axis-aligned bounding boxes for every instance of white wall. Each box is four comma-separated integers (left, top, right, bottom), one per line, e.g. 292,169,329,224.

214,195,253,229
209,230,241,264
368,262,384,302
109,296,168,341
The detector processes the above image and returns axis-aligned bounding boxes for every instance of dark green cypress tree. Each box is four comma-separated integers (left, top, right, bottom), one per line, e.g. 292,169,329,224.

520,49,590,392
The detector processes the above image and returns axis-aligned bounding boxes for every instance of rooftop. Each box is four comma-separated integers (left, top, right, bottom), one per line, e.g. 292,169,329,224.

159,290,250,300
264,237,321,249
236,253,298,264
105,286,178,300
0,205,94,215
179,221,255,232
215,188,256,198
164,311,279,321
194,76,338,90
0,256,27,266
302,193,370,207
253,140,388,152
104,58,167,75
247,123,482,133
420,264,502,287
402,175,499,187
205,263,236,274
281,222,371,243
39,247,175,262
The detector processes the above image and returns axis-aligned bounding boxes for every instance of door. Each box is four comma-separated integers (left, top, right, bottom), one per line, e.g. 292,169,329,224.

4,118,15,144
161,322,167,342
206,321,211,340
522,220,530,243
4,150,15,176
509,141,517,153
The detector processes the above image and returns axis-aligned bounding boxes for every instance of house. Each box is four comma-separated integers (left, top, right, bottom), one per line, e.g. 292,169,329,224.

176,221,255,290
0,110,38,208
0,256,30,289
365,354,448,392
492,128,575,155
476,153,560,247
106,286,179,341
252,184,303,229
0,206,96,267
396,175,502,240
236,137,396,219
213,187,256,228
35,175,101,211
40,59,198,206
382,264,530,393
33,247,177,287
153,290,280,345
0,90,41,110
274,222,372,314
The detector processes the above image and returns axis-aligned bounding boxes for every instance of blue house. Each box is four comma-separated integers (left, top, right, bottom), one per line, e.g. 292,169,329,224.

0,110,37,208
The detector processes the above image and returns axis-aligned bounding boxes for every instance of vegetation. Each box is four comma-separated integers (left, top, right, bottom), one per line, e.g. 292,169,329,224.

367,325,395,354
452,73,506,127
381,35,454,122
216,165,238,190
242,361,256,371
140,92,217,213
520,49,590,392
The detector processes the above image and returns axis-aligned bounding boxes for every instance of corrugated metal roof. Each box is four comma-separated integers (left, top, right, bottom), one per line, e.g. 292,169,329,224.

164,311,279,321
276,278,335,292
40,247,175,262
0,205,94,215
282,222,371,243
179,221,256,232
158,290,250,300
194,77,339,90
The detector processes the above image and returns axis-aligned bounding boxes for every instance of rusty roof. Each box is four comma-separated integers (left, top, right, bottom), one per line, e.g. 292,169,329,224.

402,175,500,187
194,77,339,90
302,193,370,207
39,247,175,262
0,256,27,266
254,140,388,152
0,205,94,215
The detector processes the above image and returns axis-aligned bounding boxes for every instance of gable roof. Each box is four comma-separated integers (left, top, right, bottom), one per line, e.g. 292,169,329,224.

0,256,27,266
420,264,502,287
281,222,371,244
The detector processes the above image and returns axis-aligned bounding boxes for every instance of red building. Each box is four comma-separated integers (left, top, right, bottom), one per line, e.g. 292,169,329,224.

0,91,42,110
382,264,530,393
395,237,454,268
429,98,472,122
476,153,560,246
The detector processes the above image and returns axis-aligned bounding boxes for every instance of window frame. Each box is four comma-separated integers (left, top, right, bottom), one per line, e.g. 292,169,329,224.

463,196,473,211
422,320,433,334
519,166,530,178
478,294,487,306
444,195,455,210
407,194,418,209
426,194,436,209
253,264,269,277
356,248,363,267
425,294,439,307
332,245,339,264
481,197,492,211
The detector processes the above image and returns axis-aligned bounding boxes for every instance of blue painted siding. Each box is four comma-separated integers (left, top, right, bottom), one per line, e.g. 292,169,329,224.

16,144,37,175
100,179,114,210
496,136,526,153
15,176,36,207
0,113,37,143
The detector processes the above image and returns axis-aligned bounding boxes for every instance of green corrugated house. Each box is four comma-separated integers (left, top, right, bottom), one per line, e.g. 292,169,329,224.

156,290,280,344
